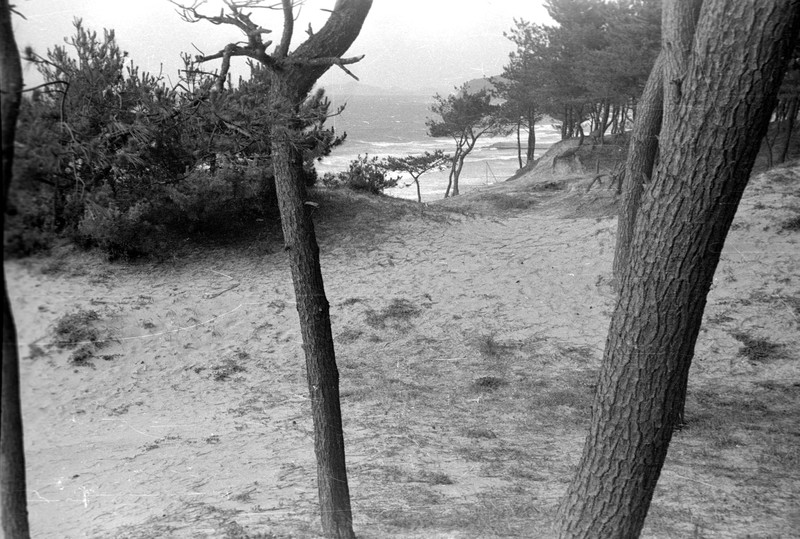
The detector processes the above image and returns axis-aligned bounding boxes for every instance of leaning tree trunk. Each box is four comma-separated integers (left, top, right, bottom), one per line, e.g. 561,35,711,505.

271,81,354,538
173,1,371,536
1,1,31,537
612,52,664,281
556,1,800,538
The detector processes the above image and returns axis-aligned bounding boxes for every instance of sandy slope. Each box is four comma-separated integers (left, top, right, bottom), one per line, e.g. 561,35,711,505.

5,163,800,538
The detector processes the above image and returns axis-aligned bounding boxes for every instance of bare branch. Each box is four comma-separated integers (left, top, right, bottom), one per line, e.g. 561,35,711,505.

281,53,365,80
19,80,68,93
195,43,274,71
283,54,364,67
277,0,294,58
9,3,27,19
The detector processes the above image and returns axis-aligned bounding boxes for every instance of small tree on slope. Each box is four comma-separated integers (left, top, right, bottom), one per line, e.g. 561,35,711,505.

172,1,372,537
382,150,450,203
427,85,508,197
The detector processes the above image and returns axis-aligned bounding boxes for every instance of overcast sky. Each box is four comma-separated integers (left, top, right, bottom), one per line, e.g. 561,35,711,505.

12,0,552,94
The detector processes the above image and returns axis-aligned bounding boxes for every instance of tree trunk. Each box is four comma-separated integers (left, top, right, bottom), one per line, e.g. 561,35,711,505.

622,101,630,133
556,2,800,537
271,81,355,539
598,100,610,144
444,152,459,198
779,95,799,163
451,156,464,196
265,2,370,537
661,0,703,137
526,109,536,164
610,103,620,135
516,116,523,168
1,1,31,537
612,52,665,282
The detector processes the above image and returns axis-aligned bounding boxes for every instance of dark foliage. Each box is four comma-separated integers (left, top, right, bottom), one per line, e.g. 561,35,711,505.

6,20,341,259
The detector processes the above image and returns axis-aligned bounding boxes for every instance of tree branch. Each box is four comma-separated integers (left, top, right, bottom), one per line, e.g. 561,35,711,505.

277,0,294,58
283,53,365,79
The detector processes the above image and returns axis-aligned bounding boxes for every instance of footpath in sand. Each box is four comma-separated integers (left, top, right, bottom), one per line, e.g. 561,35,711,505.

5,163,800,538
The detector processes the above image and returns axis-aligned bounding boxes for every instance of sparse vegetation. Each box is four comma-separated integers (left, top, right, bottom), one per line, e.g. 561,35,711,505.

5,2,800,538
364,298,421,329
421,471,455,485
477,333,508,358
730,331,787,362
211,350,249,381
321,155,400,195
52,308,101,347
780,213,800,231
51,308,114,365
473,376,509,391
464,427,497,439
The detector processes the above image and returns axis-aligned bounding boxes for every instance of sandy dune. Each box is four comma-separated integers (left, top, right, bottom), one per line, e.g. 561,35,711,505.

5,162,799,538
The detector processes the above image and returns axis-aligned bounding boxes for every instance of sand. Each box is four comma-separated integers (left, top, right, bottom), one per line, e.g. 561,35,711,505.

5,162,799,538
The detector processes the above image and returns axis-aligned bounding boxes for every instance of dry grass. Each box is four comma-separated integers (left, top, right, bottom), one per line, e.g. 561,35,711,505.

730,331,787,363
8,137,800,539
364,298,422,329
50,308,115,365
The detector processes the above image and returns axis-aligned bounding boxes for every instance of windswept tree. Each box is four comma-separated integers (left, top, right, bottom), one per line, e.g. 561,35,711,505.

1,0,31,537
557,1,800,537
382,150,449,203
497,19,548,167
172,1,372,537
503,0,661,143
427,85,508,197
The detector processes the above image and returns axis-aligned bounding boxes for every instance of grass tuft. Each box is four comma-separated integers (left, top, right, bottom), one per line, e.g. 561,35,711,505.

477,333,513,358
364,298,421,329
780,213,800,232
52,308,112,365
731,331,786,362
53,309,101,348
473,376,509,391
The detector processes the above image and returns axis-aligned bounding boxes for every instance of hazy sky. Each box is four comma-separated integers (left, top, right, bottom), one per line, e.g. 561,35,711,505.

12,0,552,94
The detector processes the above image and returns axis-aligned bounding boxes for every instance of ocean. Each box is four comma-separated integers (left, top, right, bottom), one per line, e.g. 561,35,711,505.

315,94,560,201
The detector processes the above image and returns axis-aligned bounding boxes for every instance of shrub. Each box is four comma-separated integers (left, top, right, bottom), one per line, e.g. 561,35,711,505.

53,309,101,348
322,155,399,195
4,227,54,258
162,167,276,232
75,199,160,260
9,21,336,260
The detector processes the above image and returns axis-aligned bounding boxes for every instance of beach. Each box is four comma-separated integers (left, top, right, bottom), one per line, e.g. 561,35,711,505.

316,93,560,200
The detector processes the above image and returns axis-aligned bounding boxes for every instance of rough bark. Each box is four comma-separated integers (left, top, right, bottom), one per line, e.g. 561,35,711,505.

557,1,800,537
1,0,31,537
612,52,664,284
661,0,703,137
